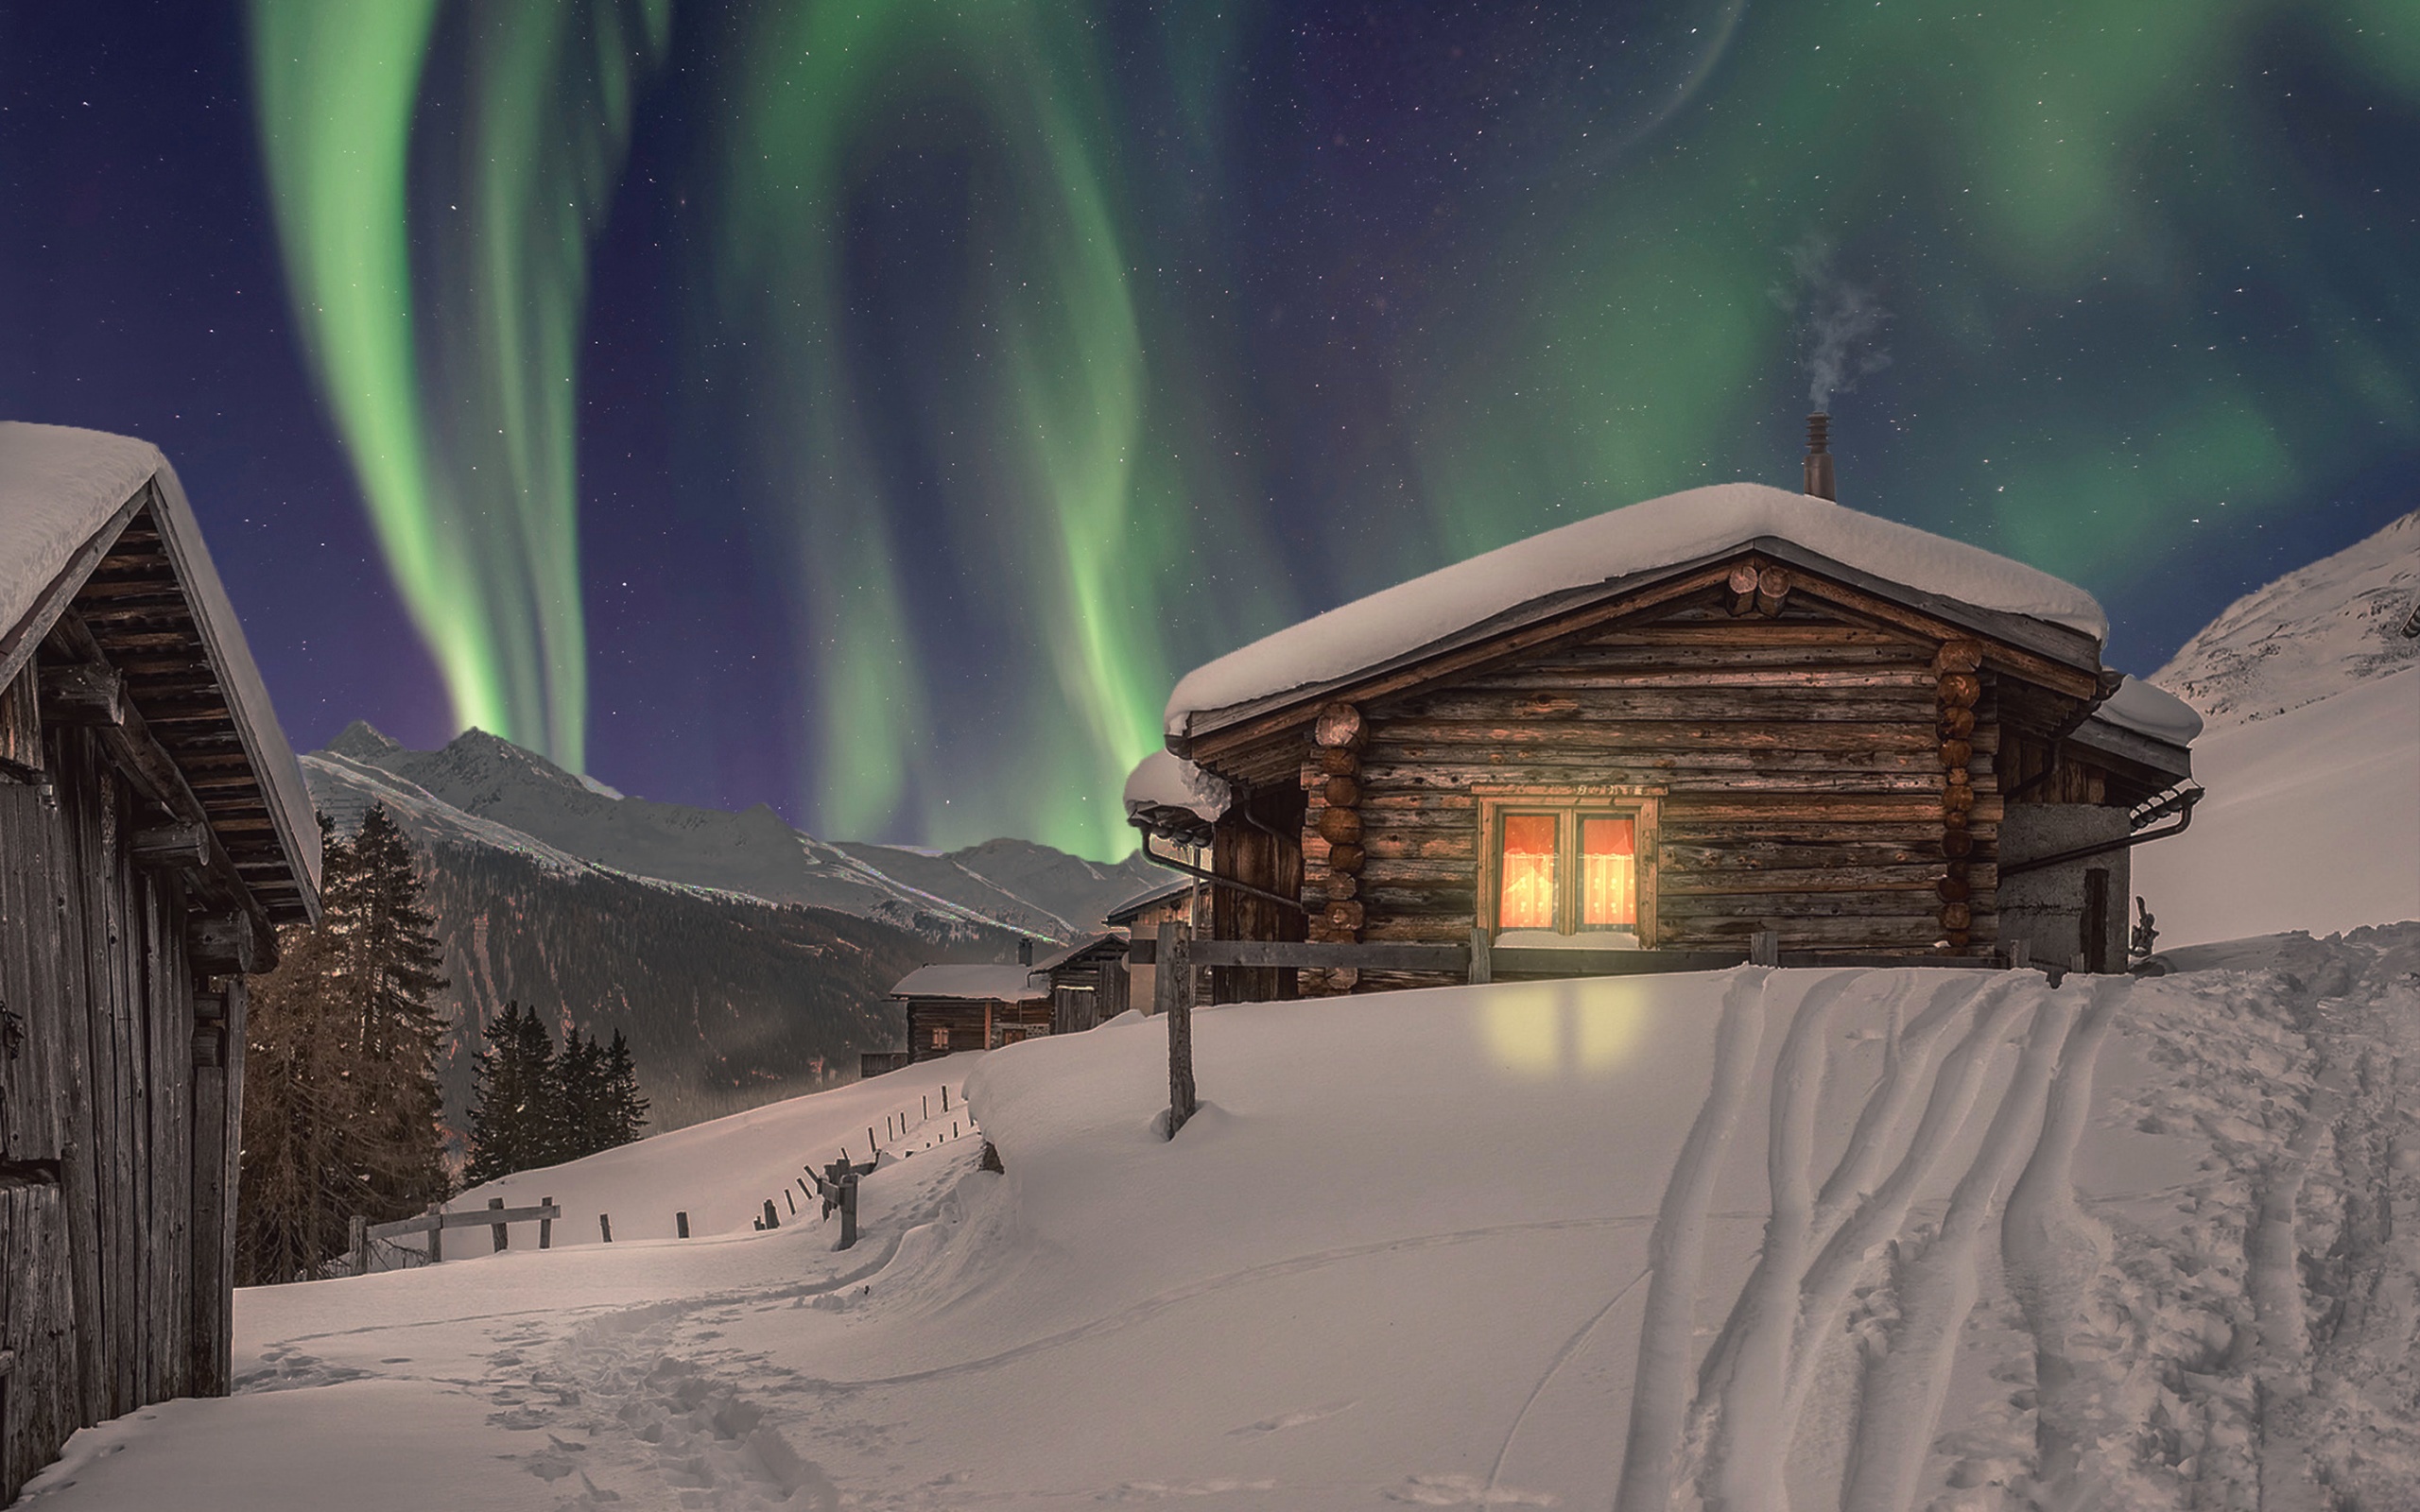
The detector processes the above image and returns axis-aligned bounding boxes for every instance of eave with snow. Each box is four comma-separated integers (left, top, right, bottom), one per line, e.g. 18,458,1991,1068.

1140,479,2199,997
0,421,324,1500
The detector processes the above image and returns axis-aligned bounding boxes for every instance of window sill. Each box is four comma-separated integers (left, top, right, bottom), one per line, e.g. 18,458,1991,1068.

1493,929,1642,952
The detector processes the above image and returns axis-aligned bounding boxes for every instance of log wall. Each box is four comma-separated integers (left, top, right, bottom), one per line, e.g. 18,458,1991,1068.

1295,611,2006,988
0,659,231,1503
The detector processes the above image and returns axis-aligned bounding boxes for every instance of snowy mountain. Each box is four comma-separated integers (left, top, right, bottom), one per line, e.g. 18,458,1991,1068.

2136,510,2420,946
297,725,1169,1138
311,721,1163,939
39,929,2420,1509
2151,507,2418,728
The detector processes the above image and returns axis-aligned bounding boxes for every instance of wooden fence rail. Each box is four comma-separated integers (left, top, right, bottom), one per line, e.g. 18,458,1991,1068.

354,1199,562,1271
1149,930,2028,986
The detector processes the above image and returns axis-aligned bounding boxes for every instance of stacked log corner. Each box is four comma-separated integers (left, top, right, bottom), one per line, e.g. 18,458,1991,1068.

1933,640,1984,953
1301,701,1366,995
0,655,254,1504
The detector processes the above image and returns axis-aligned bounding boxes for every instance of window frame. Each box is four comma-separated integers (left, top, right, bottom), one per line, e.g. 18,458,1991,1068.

1476,792,1660,945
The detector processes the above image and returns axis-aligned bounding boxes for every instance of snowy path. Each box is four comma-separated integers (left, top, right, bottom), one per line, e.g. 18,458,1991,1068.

19,934,2420,1510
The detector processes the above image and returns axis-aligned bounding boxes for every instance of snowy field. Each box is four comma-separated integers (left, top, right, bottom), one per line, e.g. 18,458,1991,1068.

20,929,2420,1511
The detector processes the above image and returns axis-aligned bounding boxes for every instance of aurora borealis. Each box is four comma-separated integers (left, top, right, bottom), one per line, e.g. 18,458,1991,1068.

4,2,2416,859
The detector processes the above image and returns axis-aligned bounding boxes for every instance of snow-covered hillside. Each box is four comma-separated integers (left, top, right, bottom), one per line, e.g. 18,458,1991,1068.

26,931,2420,1510
2133,510,2420,947
2152,508,2418,729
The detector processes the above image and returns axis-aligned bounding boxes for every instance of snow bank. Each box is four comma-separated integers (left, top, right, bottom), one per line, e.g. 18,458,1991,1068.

34,932,2420,1509
1166,482,2111,735
1122,748,1232,822
2092,674,2204,747
2134,663,2419,944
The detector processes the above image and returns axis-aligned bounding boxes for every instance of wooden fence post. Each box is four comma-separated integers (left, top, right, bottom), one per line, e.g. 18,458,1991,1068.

489,1196,509,1253
2007,939,2030,971
538,1198,553,1251
428,1202,444,1263
599,1213,613,1244
676,1211,690,1239
838,1177,858,1249
1751,929,1780,967
1467,926,1493,986
763,1197,780,1229
1166,923,1199,1139
349,1215,369,1277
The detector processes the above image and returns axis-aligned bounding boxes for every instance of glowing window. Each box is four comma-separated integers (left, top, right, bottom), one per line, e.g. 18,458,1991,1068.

1497,815,1560,930
932,1024,949,1049
1581,816,1637,928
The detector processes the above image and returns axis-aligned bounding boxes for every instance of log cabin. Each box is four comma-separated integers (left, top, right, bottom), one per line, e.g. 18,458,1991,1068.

1133,438,2199,997
889,964,1051,1061
0,422,321,1500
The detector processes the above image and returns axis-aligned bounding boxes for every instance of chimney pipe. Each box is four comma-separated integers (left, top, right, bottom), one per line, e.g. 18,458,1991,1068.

1803,413,1836,501
1017,937,1033,966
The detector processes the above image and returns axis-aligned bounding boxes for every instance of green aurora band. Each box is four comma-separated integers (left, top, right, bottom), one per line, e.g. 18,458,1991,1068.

250,0,671,772
693,1,1281,858
249,1,2419,859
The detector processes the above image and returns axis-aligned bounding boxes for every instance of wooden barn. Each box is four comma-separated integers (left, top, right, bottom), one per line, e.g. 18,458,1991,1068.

889,964,1050,1061
1102,877,1201,1008
0,423,321,1498
1029,933,1131,1035
1135,455,2198,996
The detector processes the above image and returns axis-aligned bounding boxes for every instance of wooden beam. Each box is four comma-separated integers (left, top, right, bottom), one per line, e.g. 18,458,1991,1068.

132,820,210,872
40,660,127,726
186,912,262,975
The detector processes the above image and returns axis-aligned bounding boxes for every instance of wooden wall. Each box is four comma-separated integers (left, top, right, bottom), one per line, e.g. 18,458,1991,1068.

0,661,234,1503
902,997,1050,1063
1293,604,2006,987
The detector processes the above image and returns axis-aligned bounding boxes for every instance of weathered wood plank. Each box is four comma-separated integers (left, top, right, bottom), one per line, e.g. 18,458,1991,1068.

1370,714,1947,748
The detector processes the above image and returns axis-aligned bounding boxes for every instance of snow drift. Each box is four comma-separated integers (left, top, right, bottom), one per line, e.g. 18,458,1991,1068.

27,931,2420,1509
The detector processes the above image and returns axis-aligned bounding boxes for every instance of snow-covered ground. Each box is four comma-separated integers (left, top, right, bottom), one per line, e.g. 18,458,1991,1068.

22,930,2420,1511
2135,663,2420,946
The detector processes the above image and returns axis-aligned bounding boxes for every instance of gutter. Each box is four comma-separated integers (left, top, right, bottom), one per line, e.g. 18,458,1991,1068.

1137,833,1308,915
1999,785,2203,878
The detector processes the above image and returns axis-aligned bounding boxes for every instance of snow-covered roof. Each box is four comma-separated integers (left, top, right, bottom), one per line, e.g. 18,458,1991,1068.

1166,482,2111,737
2089,676,2203,747
1102,875,1196,925
1123,750,1232,828
889,963,1047,1002
1028,932,1128,975
0,421,322,913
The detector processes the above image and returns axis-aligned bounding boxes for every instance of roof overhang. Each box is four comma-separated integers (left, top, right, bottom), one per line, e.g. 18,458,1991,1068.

1,424,322,927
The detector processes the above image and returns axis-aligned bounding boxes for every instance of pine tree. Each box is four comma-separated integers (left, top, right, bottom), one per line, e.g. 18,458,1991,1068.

465,1003,555,1186
602,1028,649,1148
236,807,454,1282
552,1027,611,1162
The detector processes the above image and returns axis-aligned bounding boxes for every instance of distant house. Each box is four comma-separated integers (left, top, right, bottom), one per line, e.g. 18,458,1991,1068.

0,423,321,1500
1133,465,2198,996
889,963,1052,1062
1028,933,1132,1034
1102,876,1201,1006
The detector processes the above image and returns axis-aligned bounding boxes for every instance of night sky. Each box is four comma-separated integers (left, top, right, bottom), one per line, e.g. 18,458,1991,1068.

4,1,2413,860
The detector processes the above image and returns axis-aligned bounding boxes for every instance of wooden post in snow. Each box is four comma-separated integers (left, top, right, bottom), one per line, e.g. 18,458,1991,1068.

489,1196,509,1253
1165,922,1199,1139
428,1202,445,1263
1467,926,1493,986
599,1213,613,1244
538,1198,553,1251
349,1215,369,1278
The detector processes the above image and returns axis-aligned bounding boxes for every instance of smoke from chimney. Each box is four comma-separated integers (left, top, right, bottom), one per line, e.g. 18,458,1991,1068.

1774,235,1891,412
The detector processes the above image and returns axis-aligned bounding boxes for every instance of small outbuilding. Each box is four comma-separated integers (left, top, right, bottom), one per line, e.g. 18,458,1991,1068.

1102,877,1202,1008
0,423,321,1500
1028,933,1132,1034
1140,458,2197,996
889,964,1050,1061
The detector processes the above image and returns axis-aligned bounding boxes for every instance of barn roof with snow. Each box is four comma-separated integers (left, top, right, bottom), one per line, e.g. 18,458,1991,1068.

888,964,1047,1003
1166,482,2114,743
0,421,320,922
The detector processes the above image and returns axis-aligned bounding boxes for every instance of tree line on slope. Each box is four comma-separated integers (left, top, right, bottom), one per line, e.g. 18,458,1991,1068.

463,1004,648,1186
235,805,648,1282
